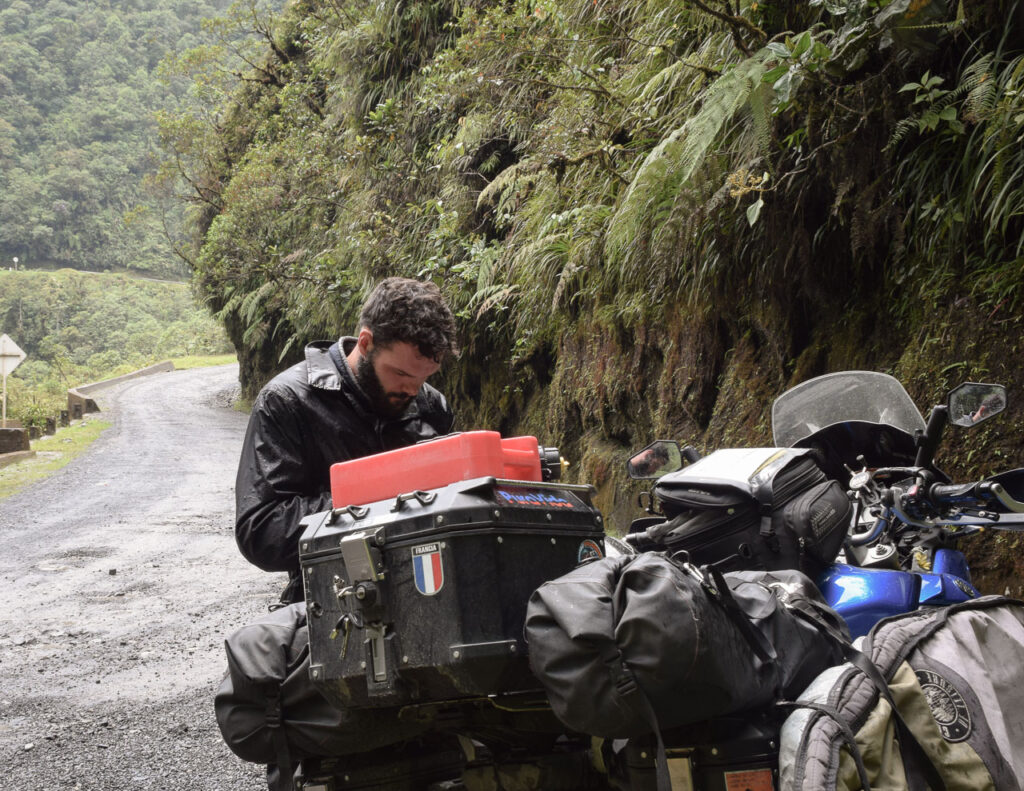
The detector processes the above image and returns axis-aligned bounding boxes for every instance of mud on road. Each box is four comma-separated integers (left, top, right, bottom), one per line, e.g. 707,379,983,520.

0,364,284,790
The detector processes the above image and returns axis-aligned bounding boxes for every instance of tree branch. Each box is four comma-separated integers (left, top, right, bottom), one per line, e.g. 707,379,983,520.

683,0,766,55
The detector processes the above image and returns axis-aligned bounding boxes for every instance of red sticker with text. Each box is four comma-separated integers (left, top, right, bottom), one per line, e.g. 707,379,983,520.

724,768,774,791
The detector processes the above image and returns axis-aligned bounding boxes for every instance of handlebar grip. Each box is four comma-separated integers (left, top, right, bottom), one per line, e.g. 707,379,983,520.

924,481,1024,515
927,482,989,506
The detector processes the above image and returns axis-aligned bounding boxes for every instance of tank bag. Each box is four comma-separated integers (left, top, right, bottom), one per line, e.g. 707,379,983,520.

650,448,850,576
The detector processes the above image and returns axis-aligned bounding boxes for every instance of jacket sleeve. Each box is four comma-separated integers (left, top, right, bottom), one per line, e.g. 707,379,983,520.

234,387,333,574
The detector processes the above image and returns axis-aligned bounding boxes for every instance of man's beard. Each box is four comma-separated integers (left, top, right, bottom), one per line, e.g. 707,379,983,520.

355,351,414,419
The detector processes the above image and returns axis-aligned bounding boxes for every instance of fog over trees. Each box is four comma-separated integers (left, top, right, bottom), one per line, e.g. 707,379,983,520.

0,0,230,277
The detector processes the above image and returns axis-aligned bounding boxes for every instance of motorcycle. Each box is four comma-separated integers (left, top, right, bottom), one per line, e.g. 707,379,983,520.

219,372,1024,791
599,371,1024,790
625,371,1024,638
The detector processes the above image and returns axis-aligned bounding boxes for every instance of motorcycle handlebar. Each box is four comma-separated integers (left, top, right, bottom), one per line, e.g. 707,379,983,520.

926,481,1024,513
927,481,990,506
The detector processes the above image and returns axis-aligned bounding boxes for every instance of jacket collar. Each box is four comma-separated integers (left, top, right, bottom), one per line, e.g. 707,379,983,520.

305,338,422,422
304,340,345,391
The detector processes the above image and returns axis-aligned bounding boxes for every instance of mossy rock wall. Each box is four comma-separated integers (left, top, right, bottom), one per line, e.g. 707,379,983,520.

444,296,1024,595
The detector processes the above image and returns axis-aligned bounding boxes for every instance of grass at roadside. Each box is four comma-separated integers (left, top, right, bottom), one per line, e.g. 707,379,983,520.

0,416,112,501
169,353,237,369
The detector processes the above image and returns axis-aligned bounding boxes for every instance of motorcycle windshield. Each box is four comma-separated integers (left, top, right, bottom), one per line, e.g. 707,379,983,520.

772,371,926,447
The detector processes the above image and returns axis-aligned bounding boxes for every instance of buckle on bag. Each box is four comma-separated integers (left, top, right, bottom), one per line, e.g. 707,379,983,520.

614,665,639,696
264,693,282,729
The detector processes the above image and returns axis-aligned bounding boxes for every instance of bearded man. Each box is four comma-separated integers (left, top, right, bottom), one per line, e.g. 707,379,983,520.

234,277,458,604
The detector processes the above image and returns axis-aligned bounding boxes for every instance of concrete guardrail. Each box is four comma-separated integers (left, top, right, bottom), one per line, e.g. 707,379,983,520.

67,360,175,419
0,361,177,468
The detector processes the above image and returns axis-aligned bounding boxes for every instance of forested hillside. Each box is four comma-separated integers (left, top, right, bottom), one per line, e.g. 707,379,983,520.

0,270,232,422
166,0,1024,587
0,0,229,277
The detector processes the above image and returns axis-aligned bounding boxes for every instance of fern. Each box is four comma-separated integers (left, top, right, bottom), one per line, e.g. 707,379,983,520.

748,81,773,157
239,281,280,326
963,54,996,121
215,288,244,322
634,60,689,106
606,50,771,274
470,284,519,318
477,161,532,210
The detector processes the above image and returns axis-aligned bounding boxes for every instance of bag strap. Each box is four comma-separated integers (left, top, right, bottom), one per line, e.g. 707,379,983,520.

752,467,781,551
787,608,948,791
776,699,873,791
846,647,947,791
702,564,778,665
626,672,673,791
600,648,672,791
265,687,294,791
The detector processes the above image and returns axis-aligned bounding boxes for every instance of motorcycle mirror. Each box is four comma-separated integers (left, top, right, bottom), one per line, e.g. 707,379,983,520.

948,382,1007,428
626,440,683,479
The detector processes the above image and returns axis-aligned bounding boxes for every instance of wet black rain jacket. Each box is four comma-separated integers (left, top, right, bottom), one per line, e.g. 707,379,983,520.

234,338,454,599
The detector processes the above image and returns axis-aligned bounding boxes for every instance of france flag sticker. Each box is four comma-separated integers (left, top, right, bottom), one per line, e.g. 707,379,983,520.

412,543,444,596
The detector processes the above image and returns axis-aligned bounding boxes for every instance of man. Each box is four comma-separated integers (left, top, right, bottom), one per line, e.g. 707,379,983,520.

235,277,458,603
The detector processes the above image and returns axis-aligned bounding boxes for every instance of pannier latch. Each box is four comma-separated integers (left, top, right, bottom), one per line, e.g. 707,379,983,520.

391,489,438,512
339,529,385,583
366,624,388,682
328,504,370,524
337,530,390,682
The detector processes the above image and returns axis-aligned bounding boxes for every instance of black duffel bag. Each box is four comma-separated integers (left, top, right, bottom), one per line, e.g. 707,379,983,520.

215,603,428,789
524,552,847,739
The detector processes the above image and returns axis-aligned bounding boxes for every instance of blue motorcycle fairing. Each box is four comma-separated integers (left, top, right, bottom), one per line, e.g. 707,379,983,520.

820,550,981,638
931,547,971,579
917,571,979,605
918,549,979,603
817,564,921,639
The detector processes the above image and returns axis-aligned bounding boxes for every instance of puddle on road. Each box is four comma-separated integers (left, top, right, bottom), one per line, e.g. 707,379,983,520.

35,546,116,573
61,546,115,560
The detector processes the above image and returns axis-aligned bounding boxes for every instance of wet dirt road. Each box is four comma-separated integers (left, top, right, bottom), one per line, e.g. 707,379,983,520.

0,364,283,790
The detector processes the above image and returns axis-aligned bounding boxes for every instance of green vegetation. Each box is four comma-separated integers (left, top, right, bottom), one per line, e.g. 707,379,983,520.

161,0,1024,546
0,0,1019,584
0,269,233,423
0,0,230,277
0,415,112,501
165,0,1024,391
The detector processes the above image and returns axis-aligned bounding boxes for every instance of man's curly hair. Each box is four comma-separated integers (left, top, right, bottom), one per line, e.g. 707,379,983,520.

358,277,459,362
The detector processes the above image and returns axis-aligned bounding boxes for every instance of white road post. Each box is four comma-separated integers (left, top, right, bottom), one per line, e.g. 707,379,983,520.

0,334,27,429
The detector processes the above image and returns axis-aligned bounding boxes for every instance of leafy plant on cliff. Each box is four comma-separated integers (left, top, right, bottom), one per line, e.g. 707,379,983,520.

166,0,1024,434
892,44,1024,313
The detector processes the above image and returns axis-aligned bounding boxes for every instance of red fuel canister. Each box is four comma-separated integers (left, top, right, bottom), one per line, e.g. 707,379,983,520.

329,431,542,508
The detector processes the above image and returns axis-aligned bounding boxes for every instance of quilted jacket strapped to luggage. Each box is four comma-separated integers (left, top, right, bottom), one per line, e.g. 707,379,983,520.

779,596,1024,790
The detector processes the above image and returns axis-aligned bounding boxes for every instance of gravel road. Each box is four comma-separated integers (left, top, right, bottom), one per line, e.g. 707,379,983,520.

0,364,283,790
